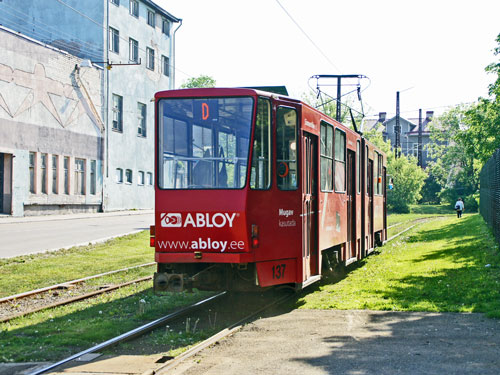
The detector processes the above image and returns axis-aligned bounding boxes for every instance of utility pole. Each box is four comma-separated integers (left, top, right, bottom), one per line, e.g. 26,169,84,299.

395,91,401,158
310,74,367,123
418,109,423,167
336,76,342,122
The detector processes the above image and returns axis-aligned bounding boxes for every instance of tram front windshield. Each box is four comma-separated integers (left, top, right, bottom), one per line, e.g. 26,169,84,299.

158,97,254,189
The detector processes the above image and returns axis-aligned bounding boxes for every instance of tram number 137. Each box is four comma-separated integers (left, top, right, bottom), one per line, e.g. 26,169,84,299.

272,264,286,280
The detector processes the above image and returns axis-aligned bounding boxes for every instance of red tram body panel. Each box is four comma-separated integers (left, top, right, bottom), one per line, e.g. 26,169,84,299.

152,88,386,292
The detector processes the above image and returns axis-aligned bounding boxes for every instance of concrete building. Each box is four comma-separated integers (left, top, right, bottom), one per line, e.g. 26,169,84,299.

364,111,435,168
0,26,104,216
0,0,181,215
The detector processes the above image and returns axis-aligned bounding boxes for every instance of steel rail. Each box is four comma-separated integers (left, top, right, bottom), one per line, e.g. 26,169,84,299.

385,217,438,243
1,276,153,324
156,291,294,374
28,291,227,375
0,262,155,304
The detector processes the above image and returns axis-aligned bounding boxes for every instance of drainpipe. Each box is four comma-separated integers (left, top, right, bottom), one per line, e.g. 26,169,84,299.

172,19,183,89
103,0,110,212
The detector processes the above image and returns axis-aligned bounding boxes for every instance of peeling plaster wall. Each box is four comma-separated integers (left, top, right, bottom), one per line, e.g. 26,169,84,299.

0,0,177,213
0,28,104,216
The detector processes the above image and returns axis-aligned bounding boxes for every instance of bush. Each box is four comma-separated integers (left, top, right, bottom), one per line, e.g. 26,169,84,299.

464,193,479,213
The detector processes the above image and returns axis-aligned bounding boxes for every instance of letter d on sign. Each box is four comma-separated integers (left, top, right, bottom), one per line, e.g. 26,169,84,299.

202,103,209,120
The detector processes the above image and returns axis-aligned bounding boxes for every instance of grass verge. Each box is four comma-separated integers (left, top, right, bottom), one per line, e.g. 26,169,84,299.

297,214,500,318
0,231,152,298
0,282,213,362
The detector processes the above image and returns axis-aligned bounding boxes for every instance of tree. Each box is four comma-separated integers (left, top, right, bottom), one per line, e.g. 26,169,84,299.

180,75,216,88
364,131,427,213
427,106,480,211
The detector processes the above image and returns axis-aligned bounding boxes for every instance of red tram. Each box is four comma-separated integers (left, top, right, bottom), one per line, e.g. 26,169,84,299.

151,88,386,292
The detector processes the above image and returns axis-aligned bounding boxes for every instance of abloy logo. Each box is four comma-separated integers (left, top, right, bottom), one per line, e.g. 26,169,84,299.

161,213,182,227
161,212,237,228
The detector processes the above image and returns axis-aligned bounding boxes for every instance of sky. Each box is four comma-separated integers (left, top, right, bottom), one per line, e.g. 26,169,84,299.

157,0,500,120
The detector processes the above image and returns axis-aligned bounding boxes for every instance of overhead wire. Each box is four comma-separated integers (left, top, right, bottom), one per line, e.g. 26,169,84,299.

51,0,191,78
274,0,342,74
0,0,193,81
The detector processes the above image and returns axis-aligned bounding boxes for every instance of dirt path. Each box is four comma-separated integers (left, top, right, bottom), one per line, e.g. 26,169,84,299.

168,309,500,375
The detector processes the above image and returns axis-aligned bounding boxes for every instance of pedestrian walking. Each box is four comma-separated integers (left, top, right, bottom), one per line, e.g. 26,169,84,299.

455,198,464,218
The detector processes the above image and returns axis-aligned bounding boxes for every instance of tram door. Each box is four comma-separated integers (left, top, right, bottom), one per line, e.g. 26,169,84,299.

302,133,318,279
367,159,374,250
347,150,356,259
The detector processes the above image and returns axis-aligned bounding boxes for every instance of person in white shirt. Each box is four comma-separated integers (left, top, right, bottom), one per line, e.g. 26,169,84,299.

455,198,464,218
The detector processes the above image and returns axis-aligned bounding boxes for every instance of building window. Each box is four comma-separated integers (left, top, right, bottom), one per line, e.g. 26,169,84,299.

129,38,139,62
320,121,333,192
116,168,123,183
138,171,145,185
52,155,58,194
111,0,119,5
162,55,170,77
109,27,119,54
162,18,170,35
41,153,47,194
147,172,153,185
74,158,85,195
137,102,147,137
146,47,155,70
64,157,69,194
125,169,133,184
334,129,346,192
112,94,123,132
129,0,138,17
29,152,35,193
90,160,96,195
147,10,155,27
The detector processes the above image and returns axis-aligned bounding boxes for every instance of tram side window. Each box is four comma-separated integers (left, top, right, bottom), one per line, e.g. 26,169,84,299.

320,121,333,192
276,107,297,190
334,129,346,192
250,98,271,189
356,140,361,194
377,153,383,195
366,145,369,196
374,151,380,195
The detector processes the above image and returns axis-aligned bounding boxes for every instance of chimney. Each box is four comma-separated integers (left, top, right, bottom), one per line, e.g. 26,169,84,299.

378,112,387,123
425,111,434,121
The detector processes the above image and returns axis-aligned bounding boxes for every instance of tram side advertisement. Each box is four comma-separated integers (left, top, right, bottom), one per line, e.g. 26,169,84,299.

157,211,247,253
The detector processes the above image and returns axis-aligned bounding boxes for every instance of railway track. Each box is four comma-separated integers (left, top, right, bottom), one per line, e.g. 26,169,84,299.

29,289,295,375
0,262,155,323
385,216,438,243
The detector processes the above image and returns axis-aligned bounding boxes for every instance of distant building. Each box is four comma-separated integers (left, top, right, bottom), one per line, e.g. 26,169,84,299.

363,111,435,168
0,0,180,215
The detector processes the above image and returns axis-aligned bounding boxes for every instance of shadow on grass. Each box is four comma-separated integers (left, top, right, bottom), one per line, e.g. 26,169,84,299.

376,215,500,316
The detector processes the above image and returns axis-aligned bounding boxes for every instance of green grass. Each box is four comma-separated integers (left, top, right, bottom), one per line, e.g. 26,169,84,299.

297,214,500,318
0,282,212,362
0,230,217,363
0,231,152,297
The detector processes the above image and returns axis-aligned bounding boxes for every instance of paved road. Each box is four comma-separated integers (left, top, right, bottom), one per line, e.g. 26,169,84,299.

0,210,154,258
